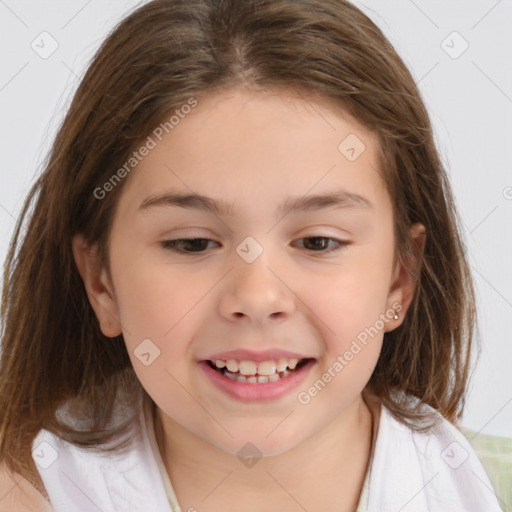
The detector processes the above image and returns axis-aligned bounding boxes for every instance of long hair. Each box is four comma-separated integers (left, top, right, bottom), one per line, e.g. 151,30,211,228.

0,0,478,493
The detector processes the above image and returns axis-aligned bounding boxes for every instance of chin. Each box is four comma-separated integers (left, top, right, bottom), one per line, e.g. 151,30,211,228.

209,430,306,460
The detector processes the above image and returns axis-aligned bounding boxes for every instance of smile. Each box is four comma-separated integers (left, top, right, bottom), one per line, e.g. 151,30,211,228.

198,358,316,402
208,358,311,383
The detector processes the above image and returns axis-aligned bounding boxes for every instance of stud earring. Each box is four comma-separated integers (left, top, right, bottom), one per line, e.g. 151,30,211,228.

393,310,399,320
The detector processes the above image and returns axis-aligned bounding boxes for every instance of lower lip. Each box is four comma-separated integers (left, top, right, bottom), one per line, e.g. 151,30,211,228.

198,360,315,402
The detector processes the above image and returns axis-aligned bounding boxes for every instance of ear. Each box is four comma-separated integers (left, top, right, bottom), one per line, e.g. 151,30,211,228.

384,223,426,331
72,233,122,338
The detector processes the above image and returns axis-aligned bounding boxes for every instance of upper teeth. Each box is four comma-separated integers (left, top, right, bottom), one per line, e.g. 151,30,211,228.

214,358,300,376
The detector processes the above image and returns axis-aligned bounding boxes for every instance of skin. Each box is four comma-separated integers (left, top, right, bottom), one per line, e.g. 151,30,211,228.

73,86,426,511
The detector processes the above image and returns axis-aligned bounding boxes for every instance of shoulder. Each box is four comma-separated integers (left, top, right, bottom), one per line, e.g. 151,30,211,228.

380,395,484,464
29,393,172,511
0,463,53,512
367,394,504,510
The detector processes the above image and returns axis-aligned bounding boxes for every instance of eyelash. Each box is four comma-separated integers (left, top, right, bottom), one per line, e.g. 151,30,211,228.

160,237,350,255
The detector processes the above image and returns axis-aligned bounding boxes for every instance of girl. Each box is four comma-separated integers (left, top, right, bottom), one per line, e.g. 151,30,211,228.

0,0,504,510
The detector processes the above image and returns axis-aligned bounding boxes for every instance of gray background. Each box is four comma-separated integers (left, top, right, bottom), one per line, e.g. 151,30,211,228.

0,0,510,437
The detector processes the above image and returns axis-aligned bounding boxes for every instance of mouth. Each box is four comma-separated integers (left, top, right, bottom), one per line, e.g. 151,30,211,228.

198,356,317,402
205,357,314,383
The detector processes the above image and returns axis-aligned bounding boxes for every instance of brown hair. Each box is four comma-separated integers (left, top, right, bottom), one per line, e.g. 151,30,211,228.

0,0,478,494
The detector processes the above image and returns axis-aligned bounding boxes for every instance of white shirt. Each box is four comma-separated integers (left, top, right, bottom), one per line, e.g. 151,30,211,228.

32,390,502,511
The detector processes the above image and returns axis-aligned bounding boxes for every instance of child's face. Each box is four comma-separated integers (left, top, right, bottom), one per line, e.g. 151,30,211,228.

74,87,424,457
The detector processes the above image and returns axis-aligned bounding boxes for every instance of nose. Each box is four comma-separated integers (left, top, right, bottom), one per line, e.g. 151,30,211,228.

218,248,296,325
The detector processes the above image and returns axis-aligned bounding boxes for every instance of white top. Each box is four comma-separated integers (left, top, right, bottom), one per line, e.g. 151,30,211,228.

32,391,502,511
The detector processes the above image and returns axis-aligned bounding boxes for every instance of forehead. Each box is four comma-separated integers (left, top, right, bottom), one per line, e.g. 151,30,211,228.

115,87,389,220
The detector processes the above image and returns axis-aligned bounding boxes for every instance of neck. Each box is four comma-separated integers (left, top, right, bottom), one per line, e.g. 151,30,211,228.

153,394,378,512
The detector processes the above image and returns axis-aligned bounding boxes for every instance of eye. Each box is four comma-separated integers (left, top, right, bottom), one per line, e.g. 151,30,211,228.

160,236,350,255
293,236,350,255
160,238,219,254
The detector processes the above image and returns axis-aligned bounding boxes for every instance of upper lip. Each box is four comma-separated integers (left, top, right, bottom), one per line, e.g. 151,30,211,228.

202,349,315,363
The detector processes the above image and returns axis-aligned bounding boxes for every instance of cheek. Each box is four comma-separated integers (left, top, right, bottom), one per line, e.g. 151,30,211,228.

113,260,209,409
298,250,393,380
305,260,392,334
109,260,212,402
112,255,209,344
300,268,387,404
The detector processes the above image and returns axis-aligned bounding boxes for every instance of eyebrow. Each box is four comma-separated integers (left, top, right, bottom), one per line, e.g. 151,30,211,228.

138,188,374,217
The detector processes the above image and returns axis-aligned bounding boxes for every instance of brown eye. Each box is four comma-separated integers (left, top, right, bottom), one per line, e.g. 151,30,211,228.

161,238,219,253
295,237,350,254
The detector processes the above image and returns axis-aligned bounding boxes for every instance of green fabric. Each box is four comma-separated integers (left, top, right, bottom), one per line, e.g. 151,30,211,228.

460,427,512,511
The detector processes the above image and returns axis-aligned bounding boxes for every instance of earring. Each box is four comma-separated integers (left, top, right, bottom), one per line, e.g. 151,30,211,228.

393,310,399,320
